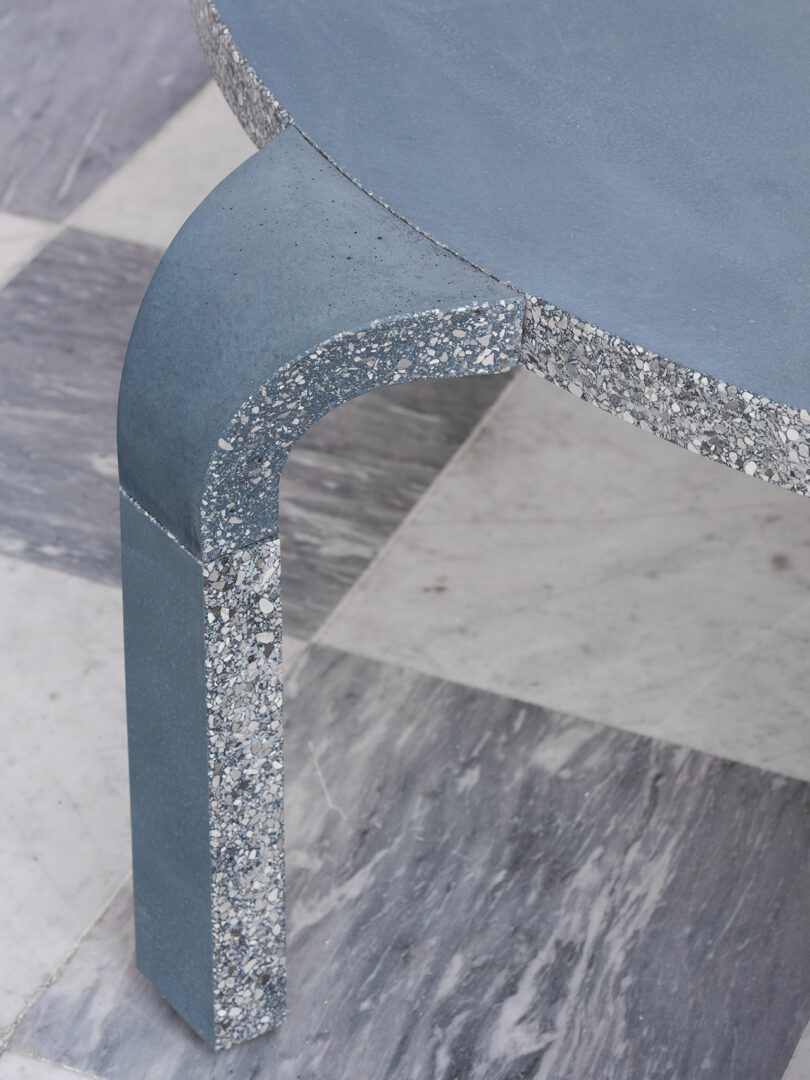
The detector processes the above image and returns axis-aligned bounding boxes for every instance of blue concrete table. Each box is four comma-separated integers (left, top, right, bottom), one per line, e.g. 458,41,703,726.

117,0,810,1049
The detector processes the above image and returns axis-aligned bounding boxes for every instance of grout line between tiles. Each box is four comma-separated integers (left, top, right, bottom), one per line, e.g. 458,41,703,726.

0,222,61,291
0,873,132,1059
313,632,810,786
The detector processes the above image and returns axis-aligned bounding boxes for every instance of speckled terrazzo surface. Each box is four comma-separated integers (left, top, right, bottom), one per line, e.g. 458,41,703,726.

520,299,810,499
204,540,286,1045
189,0,289,148
164,299,518,1043
203,303,520,557
4,2,810,1071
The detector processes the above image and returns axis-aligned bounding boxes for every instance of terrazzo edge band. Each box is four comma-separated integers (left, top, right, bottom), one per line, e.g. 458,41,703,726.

521,300,810,497
189,0,289,147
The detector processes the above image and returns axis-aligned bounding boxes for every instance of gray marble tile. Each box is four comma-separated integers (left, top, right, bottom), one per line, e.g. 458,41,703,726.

0,228,161,583
323,368,810,780
0,0,209,221
14,645,810,1079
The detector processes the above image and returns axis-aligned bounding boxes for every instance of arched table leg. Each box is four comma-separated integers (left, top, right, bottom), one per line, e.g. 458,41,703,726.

118,114,810,1053
118,127,522,1048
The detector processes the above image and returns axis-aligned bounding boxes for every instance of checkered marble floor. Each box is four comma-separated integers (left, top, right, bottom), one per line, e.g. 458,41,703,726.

1,4,809,1078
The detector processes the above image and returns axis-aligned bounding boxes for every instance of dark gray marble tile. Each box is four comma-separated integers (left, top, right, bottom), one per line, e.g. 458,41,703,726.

0,228,162,582
13,645,810,1079
0,0,209,220
279,372,510,639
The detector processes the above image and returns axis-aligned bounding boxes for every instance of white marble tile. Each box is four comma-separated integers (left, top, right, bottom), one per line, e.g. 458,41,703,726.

70,82,255,250
322,368,810,780
0,556,129,1035
0,214,58,289
784,1018,810,1080
0,1052,96,1079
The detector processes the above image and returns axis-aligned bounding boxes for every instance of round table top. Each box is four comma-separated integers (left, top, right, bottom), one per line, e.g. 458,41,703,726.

213,0,810,411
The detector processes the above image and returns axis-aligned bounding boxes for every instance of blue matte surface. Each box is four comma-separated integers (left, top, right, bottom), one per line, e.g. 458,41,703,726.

120,494,215,1045
118,128,516,554
215,0,810,410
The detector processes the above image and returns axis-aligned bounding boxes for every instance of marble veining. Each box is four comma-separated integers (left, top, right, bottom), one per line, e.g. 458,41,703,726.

0,1052,86,1079
107,3,810,1055
13,646,810,1078
0,213,57,290
1,4,807,1067
784,1019,810,1080
0,224,507,611
69,81,256,251
0,228,162,583
0,0,209,220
